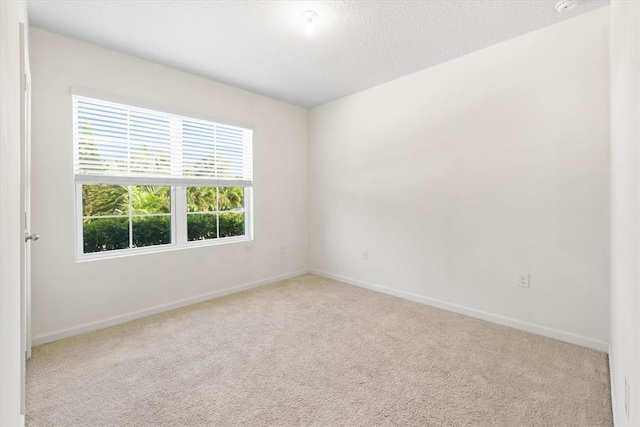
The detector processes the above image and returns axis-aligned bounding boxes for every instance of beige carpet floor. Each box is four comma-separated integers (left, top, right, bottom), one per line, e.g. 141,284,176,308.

27,274,612,426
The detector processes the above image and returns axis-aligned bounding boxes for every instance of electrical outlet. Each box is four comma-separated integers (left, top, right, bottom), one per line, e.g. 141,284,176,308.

625,375,630,419
280,246,286,255
518,273,530,288
362,249,368,260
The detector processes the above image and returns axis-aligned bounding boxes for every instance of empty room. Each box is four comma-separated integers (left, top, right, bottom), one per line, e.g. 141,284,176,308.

1,0,639,425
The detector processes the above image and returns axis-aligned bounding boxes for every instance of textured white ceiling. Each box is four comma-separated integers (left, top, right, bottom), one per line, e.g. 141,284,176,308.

27,0,608,108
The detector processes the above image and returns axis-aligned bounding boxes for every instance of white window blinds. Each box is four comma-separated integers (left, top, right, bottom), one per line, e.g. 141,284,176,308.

73,95,253,187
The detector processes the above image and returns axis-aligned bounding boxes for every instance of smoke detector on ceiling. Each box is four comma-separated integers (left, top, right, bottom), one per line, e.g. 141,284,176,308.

555,0,578,13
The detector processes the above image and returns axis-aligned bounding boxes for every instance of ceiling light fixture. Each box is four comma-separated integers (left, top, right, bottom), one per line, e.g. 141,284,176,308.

302,10,318,34
555,0,578,13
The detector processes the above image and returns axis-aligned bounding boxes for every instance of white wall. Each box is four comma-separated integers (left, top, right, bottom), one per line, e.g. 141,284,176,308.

0,1,28,425
309,9,610,351
610,1,640,424
29,28,309,344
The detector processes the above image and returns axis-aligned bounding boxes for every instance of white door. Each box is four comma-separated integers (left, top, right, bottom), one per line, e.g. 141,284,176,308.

19,21,33,417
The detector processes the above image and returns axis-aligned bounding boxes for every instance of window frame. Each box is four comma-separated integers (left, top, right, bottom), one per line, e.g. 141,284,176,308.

75,185,253,261
71,90,254,261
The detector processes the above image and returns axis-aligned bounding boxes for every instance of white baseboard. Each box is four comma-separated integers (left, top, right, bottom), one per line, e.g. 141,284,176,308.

32,268,609,354
31,270,310,346
20,414,25,427
609,344,618,427
311,269,609,353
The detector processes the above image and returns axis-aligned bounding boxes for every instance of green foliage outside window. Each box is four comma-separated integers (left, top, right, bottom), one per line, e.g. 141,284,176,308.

82,185,245,253
186,212,244,242
83,217,129,253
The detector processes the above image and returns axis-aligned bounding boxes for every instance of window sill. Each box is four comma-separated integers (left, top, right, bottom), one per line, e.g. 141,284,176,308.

75,235,252,263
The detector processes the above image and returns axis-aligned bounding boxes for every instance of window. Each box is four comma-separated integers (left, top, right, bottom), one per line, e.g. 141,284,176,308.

73,94,253,258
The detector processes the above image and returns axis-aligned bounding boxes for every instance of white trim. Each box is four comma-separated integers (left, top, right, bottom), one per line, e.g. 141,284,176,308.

174,185,185,244
244,186,254,239
609,344,618,426
76,234,252,262
20,414,25,427
31,270,309,346
311,269,609,353
74,183,83,258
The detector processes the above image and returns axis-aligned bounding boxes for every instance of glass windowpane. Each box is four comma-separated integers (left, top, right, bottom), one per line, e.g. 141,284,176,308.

83,217,129,253
186,187,217,213
82,184,128,217
131,186,171,214
187,213,217,241
219,212,244,238
132,216,171,247
218,187,244,211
